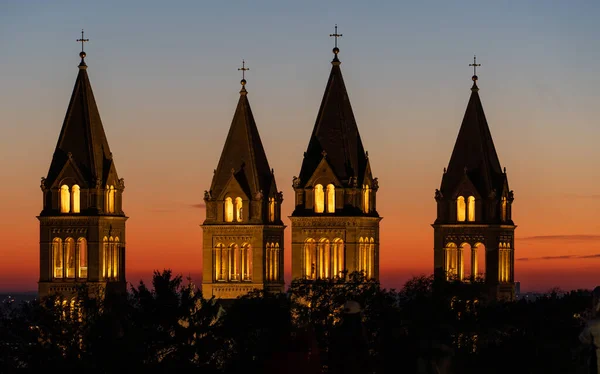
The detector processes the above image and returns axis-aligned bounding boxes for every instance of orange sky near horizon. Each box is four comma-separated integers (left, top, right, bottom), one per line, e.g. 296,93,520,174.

1,1,600,294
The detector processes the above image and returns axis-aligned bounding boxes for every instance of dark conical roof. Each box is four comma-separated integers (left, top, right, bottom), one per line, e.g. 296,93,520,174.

210,87,275,198
298,57,367,186
45,63,115,187
441,83,505,197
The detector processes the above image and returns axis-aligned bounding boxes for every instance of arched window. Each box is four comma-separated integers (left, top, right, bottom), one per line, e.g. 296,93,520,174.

241,243,252,281
104,236,114,279
269,198,276,222
332,238,344,277
53,238,63,278
318,239,331,278
60,185,70,213
229,244,240,281
326,184,335,213
304,238,317,279
102,236,109,278
109,186,115,213
274,243,280,282
214,243,225,281
224,197,233,222
444,242,458,280
456,196,466,222
368,238,375,279
467,196,475,222
77,238,88,278
113,237,120,279
235,197,243,222
65,238,75,278
71,185,80,213
314,184,324,213
501,196,507,221
363,185,371,213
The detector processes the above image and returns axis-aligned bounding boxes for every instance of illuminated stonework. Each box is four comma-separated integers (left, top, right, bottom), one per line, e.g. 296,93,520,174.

433,77,515,301
202,81,285,299
290,49,381,282
38,52,127,300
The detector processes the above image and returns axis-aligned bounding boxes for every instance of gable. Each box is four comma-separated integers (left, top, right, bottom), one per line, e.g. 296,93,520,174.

305,157,342,188
49,157,88,189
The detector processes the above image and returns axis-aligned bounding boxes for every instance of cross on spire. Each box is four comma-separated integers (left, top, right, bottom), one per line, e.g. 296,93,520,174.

238,59,249,85
330,24,342,49
77,29,89,53
469,54,481,80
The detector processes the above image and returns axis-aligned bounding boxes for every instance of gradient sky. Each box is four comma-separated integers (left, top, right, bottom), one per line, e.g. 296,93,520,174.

1,0,599,293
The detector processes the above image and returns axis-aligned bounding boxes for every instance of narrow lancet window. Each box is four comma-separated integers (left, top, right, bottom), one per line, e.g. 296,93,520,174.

65,238,75,278
77,238,88,278
363,185,371,213
231,244,240,280
467,196,475,222
332,238,344,277
235,197,243,222
242,243,252,281
102,237,109,278
214,243,226,281
304,238,317,279
113,237,120,279
274,243,280,281
326,184,335,213
53,238,63,278
456,196,466,222
269,197,276,222
314,184,324,213
224,197,233,222
318,239,331,278
60,185,70,213
71,185,80,213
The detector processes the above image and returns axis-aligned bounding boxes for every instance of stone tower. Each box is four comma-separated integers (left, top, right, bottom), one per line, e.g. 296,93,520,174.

290,31,381,282
432,63,516,300
202,70,285,299
38,42,127,300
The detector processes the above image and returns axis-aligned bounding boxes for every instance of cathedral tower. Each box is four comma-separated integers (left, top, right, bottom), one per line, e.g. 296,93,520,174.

432,58,515,300
202,63,285,299
290,27,381,281
38,34,127,299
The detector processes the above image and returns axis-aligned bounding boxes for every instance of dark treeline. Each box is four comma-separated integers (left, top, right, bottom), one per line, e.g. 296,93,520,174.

0,271,595,374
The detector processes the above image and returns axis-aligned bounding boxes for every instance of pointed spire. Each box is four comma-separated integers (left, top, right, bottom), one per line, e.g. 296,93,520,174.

210,64,275,198
45,32,115,188
297,26,367,187
440,56,504,197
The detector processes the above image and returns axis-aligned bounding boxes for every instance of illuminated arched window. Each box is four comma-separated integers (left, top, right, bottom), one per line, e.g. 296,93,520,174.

363,185,371,213
241,243,252,281
102,236,109,278
224,197,233,222
332,238,344,277
467,196,475,222
274,243,280,282
214,243,226,281
444,242,458,280
314,184,324,213
501,197,507,221
113,237,120,279
269,198,276,222
71,185,80,213
65,238,75,278
53,238,63,278
318,238,331,278
77,238,88,278
456,196,466,222
368,238,375,279
326,184,335,213
304,238,317,279
104,236,114,279
235,197,243,222
60,185,70,213
230,244,240,281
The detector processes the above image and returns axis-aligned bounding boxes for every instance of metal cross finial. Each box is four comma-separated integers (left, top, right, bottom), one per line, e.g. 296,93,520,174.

330,24,342,49
238,59,249,80
77,29,89,53
469,55,481,76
